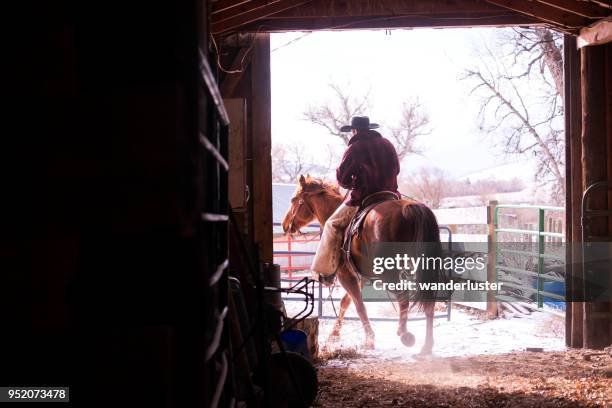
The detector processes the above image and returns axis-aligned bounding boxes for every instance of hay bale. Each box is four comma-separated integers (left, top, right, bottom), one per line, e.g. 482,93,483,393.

287,317,319,359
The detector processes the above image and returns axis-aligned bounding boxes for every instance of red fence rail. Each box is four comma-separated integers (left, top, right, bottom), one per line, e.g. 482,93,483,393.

273,233,319,280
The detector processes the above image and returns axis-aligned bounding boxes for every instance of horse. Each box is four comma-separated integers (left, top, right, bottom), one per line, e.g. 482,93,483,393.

281,175,442,355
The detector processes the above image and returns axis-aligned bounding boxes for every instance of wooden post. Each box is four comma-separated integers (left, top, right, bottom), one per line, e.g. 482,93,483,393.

580,44,610,349
287,234,292,281
564,34,584,348
606,44,612,347
250,34,273,263
548,217,553,244
487,200,499,319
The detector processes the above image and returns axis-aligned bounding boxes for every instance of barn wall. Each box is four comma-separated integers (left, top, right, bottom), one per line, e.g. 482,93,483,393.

1,1,228,406
564,35,584,348
222,34,273,264
566,41,612,349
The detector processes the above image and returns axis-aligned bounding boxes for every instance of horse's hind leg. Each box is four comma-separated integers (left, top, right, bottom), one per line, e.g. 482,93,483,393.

419,302,435,355
339,270,375,349
327,293,352,342
397,298,415,347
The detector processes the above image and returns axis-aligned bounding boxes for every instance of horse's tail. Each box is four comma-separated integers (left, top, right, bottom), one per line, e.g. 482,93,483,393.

399,202,443,312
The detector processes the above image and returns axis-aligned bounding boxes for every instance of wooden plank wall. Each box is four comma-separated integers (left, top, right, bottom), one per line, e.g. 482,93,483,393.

580,43,612,349
564,35,584,348
222,34,273,264
251,35,273,263
566,40,612,349
1,1,223,405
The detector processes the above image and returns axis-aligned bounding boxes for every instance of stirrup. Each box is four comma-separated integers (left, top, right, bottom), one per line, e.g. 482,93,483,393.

318,270,337,287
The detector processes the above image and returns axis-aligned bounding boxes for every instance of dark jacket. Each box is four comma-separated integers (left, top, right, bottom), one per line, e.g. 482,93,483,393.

336,130,400,206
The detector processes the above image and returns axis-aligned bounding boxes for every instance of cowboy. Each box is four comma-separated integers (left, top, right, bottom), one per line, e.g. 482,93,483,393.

311,116,401,280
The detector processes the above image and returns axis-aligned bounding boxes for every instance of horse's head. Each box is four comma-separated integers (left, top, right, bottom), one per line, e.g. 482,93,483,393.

281,174,340,234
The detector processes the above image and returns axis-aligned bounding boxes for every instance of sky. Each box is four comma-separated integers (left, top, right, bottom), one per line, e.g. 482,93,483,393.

270,28,540,182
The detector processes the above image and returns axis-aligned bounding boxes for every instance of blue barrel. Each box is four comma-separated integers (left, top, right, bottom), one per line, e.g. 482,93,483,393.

280,329,311,361
543,281,566,311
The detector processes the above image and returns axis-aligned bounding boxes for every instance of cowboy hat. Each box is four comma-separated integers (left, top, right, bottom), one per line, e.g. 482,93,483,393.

339,116,380,132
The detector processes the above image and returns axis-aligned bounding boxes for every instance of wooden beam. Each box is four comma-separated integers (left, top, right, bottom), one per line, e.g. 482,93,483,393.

214,0,277,23
486,0,591,30
580,44,610,349
272,0,517,17
563,34,583,348
535,0,608,19
225,98,247,211
578,16,612,48
236,14,539,32
215,0,547,33
608,46,612,236
590,1,612,10
220,46,253,97
213,0,310,33
250,34,273,263
213,0,252,14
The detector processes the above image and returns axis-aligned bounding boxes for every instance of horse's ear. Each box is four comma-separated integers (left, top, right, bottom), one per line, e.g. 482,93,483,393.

299,175,306,186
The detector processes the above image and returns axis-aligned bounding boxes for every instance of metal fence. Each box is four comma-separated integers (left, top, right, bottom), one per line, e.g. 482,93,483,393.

493,205,565,309
273,223,452,322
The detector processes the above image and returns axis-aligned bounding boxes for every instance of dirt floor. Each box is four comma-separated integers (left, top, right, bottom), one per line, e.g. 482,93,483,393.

307,307,611,407
315,345,612,407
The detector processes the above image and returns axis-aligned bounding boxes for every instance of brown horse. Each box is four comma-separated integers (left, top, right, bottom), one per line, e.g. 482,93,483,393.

281,175,441,355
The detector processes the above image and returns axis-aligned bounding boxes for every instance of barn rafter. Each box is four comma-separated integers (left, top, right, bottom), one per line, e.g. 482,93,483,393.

535,0,610,19
211,0,611,35
212,0,313,33
485,0,599,33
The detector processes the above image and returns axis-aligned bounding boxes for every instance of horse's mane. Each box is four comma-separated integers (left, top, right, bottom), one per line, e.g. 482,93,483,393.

298,176,341,196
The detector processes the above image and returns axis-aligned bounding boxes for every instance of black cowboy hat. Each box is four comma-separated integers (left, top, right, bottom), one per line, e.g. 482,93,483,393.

339,116,380,132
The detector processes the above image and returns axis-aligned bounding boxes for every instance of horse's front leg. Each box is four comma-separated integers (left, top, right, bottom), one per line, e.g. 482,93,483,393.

340,271,375,349
327,293,352,342
397,298,415,347
419,302,435,355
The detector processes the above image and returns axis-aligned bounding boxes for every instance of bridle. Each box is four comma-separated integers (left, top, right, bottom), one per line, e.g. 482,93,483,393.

286,191,319,235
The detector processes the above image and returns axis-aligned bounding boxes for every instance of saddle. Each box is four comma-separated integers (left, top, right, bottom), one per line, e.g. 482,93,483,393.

341,191,400,277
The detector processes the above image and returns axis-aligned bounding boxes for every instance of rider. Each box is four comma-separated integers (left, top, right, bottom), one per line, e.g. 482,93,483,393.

311,116,401,282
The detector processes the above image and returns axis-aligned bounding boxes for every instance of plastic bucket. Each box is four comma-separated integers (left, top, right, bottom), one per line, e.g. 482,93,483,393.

280,329,311,361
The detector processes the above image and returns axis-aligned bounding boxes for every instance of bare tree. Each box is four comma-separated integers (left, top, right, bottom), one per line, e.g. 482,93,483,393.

388,99,430,158
304,83,430,161
511,28,563,96
271,143,316,183
464,28,565,204
402,167,448,209
271,142,336,183
303,83,370,145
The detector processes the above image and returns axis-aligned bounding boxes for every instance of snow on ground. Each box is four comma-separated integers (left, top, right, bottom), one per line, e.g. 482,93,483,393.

316,307,565,365
283,286,565,366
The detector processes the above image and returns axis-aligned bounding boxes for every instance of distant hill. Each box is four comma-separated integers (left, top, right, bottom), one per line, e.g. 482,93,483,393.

458,160,537,184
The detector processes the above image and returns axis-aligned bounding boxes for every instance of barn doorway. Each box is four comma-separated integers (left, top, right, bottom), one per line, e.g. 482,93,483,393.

217,2,612,405
270,27,567,361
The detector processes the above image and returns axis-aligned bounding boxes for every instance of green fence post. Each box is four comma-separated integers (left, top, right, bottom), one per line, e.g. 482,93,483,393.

488,200,499,318
538,208,545,308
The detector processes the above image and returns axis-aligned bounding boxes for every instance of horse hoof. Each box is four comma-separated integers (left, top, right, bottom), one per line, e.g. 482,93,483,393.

418,347,433,356
327,335,340,343
400,332,415,347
